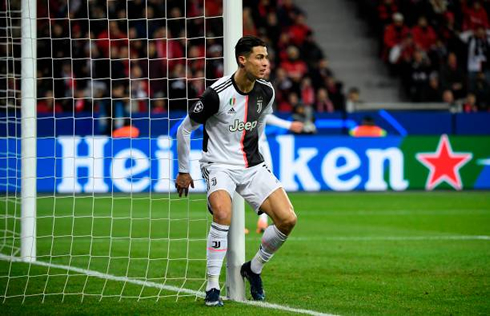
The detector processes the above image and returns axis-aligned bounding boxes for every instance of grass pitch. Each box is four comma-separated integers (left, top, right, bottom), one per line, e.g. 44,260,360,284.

1,192,489,315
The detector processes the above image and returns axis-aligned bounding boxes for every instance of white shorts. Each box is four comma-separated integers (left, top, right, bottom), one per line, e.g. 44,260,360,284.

200,162,282,214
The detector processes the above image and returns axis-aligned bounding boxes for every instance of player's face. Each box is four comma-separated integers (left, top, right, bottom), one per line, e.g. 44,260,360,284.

244,46,269,80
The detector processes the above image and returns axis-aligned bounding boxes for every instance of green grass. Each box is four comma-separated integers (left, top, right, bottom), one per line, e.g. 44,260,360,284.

1,192,489,315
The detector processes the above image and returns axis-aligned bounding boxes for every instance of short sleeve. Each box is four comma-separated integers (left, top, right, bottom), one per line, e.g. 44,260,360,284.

263,85,275,115
189,87,220,124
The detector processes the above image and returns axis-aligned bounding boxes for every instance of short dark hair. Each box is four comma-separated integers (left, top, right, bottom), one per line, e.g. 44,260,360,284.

235,36,266,67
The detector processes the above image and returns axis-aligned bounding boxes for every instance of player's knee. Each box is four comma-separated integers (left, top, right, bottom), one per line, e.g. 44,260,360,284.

277,208,297,234
284,211,297,230
211,204,231,225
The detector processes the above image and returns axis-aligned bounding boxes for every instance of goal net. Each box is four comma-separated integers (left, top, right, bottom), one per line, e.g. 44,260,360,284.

0,0,227,302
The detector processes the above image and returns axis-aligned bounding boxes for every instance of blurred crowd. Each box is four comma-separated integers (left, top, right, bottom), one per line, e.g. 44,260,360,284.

36,0,224,133
34,0,343,131
243,0,345,115
361,0,490,111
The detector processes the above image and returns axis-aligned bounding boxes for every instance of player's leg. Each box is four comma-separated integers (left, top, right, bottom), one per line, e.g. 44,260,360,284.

202,166,236,306
237,164,297,300
242,188,296,300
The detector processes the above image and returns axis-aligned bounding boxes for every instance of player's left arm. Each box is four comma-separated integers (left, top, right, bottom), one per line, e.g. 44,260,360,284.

265,114,304,133
263,84,303,133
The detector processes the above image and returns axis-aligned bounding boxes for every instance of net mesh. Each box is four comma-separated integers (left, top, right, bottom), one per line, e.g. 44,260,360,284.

0,0,224,302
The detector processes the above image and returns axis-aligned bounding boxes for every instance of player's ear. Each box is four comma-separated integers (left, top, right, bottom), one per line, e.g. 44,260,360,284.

238,55,246,68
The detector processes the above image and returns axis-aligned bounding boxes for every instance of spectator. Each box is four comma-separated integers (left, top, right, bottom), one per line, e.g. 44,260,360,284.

463,0,489,31
315,88,335,113
325,76,345,111
300,77,315,106
350,116,387,137
345,87,362,113
274,67,296,111
462,92,479,112
440,52,466,99
424,72,443,102
277,0,302,27
301,31,325,70
442,89,462,113
113,120,140,138
280,46,308,83
288,13,311,46
130,64,149,112
265,12,282,50
473,71,490,109
310,58,334,90
243,7,258,36
459,26,490,91
37,90,63,114
404,49,433,102
151,92,167,113
383,12,410,61
411,16,438,52
286,92,302,114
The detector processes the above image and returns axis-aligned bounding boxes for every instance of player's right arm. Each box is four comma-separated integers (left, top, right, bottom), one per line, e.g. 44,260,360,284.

175,87,220,197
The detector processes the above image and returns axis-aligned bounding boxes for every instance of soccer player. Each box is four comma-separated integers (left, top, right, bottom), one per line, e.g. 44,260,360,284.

175,36,297,307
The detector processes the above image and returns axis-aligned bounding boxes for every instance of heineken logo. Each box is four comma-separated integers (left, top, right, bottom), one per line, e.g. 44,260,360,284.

416,135,472,190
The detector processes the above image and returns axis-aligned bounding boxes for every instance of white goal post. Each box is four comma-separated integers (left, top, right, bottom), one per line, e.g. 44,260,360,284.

1,0,246,302
223,0,245,302
20,0,37,264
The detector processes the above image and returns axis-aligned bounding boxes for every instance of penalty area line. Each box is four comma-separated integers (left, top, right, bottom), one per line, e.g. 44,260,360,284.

0,254,337,316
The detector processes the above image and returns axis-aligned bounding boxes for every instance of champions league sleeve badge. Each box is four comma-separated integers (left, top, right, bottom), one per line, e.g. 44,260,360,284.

193,101,204,113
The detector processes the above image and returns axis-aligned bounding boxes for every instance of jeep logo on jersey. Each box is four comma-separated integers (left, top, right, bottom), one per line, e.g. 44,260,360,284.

193,101,204,113
229,119,257,132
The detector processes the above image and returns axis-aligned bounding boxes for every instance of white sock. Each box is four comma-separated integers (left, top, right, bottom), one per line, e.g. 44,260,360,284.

206,222,229,291
250,225,287,274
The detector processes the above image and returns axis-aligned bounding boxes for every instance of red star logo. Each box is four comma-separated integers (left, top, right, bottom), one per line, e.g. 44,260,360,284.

416,135,472,190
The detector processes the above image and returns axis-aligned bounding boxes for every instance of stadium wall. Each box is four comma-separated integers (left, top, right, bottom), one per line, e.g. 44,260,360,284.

1,135,489,193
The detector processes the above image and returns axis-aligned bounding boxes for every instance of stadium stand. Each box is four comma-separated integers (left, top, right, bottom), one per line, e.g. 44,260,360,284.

35,0,341,122
357,0,490,111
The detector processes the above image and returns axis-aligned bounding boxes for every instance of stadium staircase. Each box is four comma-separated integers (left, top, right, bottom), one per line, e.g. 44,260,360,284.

300,0,404,103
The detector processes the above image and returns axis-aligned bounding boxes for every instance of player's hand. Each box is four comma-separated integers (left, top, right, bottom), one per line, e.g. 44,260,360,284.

175,173,194,197
289,121,304,133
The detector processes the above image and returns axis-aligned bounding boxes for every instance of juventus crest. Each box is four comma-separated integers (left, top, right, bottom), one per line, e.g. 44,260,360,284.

256,96,263,113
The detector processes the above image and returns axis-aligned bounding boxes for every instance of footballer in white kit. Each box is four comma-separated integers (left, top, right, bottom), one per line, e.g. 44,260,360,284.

176,36,297,307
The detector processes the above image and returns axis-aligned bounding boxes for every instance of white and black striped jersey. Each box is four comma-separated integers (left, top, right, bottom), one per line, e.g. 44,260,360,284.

188,73,274,168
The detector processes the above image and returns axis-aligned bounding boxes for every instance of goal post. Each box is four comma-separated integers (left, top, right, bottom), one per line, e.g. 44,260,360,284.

223,0,245,302
20,0,36,263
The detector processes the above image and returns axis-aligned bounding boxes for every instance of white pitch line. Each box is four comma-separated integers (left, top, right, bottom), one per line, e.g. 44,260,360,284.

0,254,337,316
298,209,490,216
287,235,490,242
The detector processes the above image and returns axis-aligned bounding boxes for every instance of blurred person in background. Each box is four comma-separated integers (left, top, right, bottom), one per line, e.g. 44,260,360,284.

345,87,362,113
442,89,462,113
462,92,479,112
440,52,467,99
350,116,387,137
459,26,490,92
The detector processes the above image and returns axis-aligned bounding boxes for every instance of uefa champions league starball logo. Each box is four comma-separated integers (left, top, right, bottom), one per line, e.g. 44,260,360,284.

193,101,204,113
